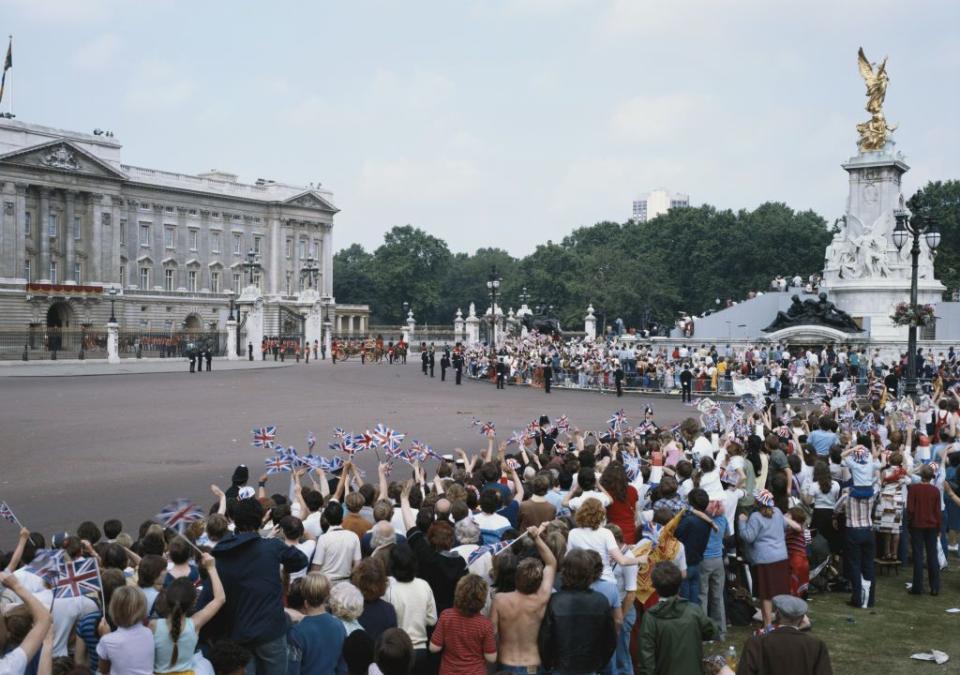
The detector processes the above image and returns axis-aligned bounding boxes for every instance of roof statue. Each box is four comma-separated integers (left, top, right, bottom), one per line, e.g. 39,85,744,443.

856,47,896,151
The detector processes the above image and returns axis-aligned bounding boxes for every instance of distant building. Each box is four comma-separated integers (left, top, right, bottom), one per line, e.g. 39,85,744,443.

631,189,689,222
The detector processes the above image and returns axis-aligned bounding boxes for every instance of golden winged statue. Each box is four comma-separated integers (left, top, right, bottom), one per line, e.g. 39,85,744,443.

856,47,895,152
857,47,888,114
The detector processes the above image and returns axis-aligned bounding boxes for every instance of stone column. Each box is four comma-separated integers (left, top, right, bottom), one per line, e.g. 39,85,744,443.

405,311,416,344
454,308,465,341
305,304,322,347
465,303,480,345
15,183,27,280
107,320,120,363
89,193,105,283
226,317,239,360
269,215,281,296
39,188,51,281
1,182,14,275
321,225,333,297
65,191,76,281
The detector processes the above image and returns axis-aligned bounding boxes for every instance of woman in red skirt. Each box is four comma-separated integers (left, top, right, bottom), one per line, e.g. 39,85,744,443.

738,489,790,630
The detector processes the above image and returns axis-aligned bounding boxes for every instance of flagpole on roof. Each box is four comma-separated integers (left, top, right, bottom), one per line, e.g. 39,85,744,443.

7,35,11,115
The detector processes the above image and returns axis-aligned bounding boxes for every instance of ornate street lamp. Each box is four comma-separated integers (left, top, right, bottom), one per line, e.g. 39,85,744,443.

893,199,941,397
300,256,320,289
108,287,118,323
486,267,501,349
241,249,262,286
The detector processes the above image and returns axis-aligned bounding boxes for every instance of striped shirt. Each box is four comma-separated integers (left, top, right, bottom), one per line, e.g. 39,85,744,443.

834,492,875,529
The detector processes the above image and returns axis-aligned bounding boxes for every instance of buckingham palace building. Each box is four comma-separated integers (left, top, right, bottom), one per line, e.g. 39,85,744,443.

0,117,369,358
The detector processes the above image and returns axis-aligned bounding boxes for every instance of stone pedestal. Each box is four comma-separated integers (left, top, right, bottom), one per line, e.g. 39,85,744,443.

584,304,597,340
305,304,322,348
465,302,480,345
239,284,264,356
821,144,945,340
106,321,120,363
403,310,416,345
453,308,465,343
226,319,239,360
323,321,332,358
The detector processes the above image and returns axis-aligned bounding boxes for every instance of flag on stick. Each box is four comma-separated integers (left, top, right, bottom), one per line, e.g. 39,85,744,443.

0,37,10,106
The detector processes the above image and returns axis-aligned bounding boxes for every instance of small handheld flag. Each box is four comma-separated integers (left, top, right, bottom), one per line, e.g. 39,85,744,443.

24,548,64,585
155,499,205,534
264,455,293,475
54,557,101,600
307,431,317,451
252,426,278,449
0,501,21,527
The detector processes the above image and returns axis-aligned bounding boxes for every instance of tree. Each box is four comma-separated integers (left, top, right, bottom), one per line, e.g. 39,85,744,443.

370,225,453,324
332,244,375,307
908,180,960,294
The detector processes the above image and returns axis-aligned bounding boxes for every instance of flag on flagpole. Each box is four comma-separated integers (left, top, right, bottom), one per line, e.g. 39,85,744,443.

0,501,20,527
155,499,205,534
0,37,10,106
53,557,101,599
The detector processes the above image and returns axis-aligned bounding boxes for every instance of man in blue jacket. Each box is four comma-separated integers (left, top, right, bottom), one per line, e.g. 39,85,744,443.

198,497,308,673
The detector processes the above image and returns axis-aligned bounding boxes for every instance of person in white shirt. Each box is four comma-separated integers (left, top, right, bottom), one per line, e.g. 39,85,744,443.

279,516,316,581
564,468,612,511
385,543,437,666
310,501,361,583
566,498,644,584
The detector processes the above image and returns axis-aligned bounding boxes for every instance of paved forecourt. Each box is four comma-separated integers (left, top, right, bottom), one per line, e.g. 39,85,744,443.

0,358,695,548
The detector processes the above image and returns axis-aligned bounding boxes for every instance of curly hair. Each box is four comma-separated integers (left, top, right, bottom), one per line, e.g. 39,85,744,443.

574,497,606,530
600,462,628,503
329,582,364,621
453,574,488,616
351,558,388,602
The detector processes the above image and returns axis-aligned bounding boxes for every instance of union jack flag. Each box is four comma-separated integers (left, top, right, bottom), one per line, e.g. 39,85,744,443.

354,432,376,452
281,447,309,470
24,548,64,585
264,455,293,475
505,458,519,471
774,426,791,439
407,441,430,463
0,501,18,526
332,427,347,441
467,537,517,565
54,557,101,599
470,417,482,428
318,456,344,472
384,443,407,463
555,415,570,433
307,432,317,451
623,453,641,481
155,499,205,534
251,426,278,449
608,409,628,432
507,430,527,446
479,421,495,436
372,423,390,447
384,428,405,451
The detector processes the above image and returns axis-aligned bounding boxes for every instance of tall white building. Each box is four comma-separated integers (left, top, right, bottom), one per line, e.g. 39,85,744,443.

631,189,689,222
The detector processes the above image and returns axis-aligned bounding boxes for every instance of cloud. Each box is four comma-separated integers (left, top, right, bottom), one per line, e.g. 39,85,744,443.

358,155,481,203
609,94,702,143
122,61,196,112
71,33,120,72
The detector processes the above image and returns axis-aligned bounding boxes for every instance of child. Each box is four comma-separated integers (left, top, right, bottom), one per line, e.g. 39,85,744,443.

784,506,811,600
163,538,200,587
152,553,225,673
96,586,154,674
841,440,880,499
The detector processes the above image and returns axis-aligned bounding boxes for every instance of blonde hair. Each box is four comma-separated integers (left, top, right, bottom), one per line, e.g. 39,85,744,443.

328,582,364,621
109,585,147,628
300,573,332,609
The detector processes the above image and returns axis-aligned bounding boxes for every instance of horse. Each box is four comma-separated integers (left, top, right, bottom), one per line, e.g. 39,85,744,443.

521,313,562,337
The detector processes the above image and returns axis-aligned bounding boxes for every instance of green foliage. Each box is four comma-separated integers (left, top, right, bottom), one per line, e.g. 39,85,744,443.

332,202,838,327
907,180,960,293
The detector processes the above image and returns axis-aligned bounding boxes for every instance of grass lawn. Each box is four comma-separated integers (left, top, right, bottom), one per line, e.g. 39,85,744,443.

704,565,959,673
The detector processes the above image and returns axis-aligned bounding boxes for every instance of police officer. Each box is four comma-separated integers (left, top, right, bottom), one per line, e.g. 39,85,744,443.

496,355,506,389
205,347,213,372
453,348,464,385
421,344,429,375
542,357,553,394
614,359,624,397
680,362,694,402
188,349,196,373
428,344,436,377
440,349,450,381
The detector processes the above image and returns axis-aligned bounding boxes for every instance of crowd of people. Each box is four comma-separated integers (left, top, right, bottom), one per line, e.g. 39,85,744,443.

5,378,960,674
458,333,956,401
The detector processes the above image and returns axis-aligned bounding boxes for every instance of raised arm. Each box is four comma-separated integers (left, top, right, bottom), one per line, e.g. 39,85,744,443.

400,480,416,533
378,462,390,503
0,571,52,664
4,527,31,572
210,484,227,515
529,526,557,592
191,553,225,630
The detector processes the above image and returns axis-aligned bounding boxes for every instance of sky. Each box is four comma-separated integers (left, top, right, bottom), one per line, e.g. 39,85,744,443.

1,0,958,257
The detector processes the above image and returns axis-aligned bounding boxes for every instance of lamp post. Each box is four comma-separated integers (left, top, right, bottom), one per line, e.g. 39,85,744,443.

108,287,118,323
518,286,531,307
893,199,941,398
241,249,261,287
486,267,501,349
228,290,236,322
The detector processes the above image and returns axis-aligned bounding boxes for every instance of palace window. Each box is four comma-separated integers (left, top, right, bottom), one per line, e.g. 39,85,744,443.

189,229,199,251
232,272,241,290
24,211,32,236
49,261,58,284
164,227,175,249
298,240,305,260
139,267,150,289
285,239,292,258
211,271,221,293
233,233,242,255
254,236,262,255
23,259,30,282
119,219,126,245
119,265,125,285
164,268,175,291
210,231,221,253
73,262,82,282
48,213,58,237
187,270,197,292
139,223,151,246
73,215,81,239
